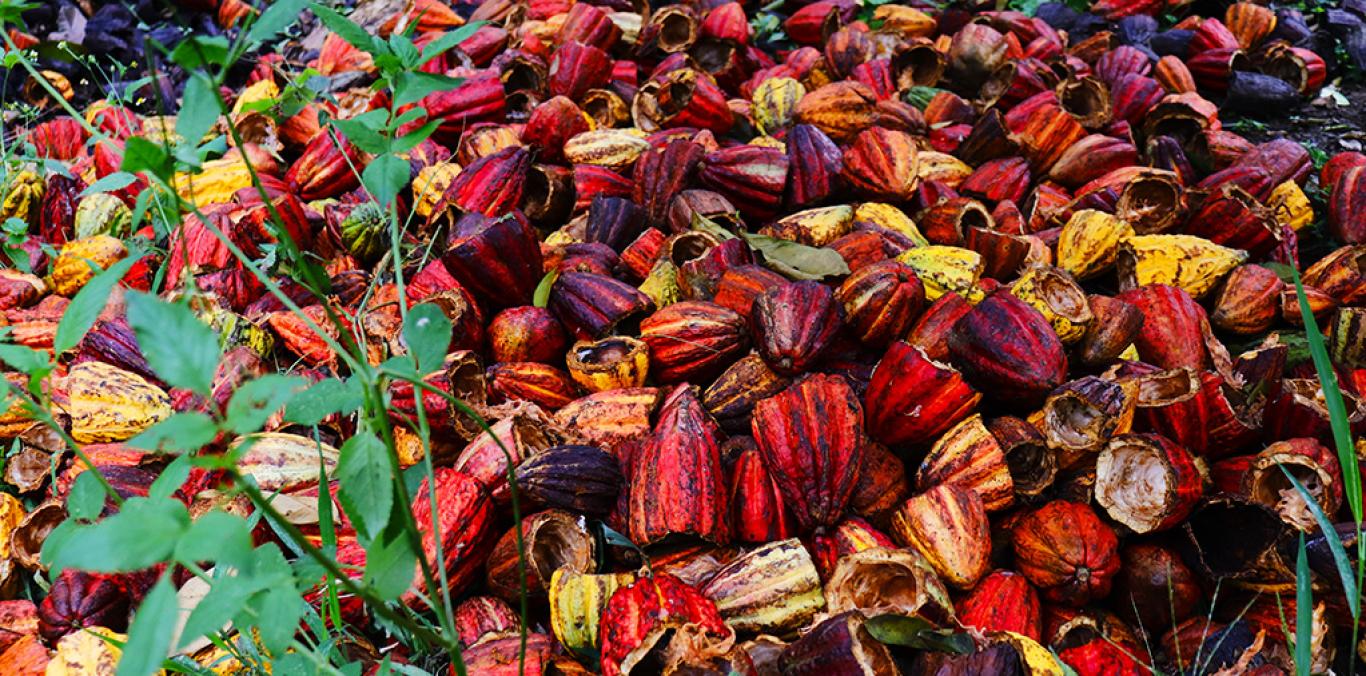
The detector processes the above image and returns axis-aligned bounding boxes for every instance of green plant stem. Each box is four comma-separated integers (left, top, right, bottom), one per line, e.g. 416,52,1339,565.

0,32,360,378
0,380,124,505
177,45,467,650
232,474,461,654
407,383,460,659
380,369,529,672
5,20,502,671
358,381,454,640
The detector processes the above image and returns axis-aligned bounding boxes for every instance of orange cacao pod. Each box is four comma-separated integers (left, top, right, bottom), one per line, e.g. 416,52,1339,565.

1012,501,1119,606
891,483,991,589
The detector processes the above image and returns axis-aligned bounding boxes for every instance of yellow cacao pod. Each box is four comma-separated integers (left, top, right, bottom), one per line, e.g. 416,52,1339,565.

563,129,651,171
174,158,256,208
1010,265,1094,344
47,627,126,676
65,361,172,444
752,77,805,135
412,162,462,219
1,169,43,225
1117,234,1247,299
1269,180,1313,231
1056,209,1133,280
767,205,854,247
855,202,930,247
897,245,984,302
49,235,128,296
549,569,634,659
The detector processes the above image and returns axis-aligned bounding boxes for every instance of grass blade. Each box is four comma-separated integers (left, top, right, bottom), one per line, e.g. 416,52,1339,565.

1294,533,1312,676
1290,266,1362,522
1280,466,1360,619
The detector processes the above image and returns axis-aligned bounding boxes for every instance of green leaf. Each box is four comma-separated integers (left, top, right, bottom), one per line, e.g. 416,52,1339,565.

336,431,393,541
130,185,156,232
253,586,304,656
44,497,191,574
126,292,222,395
392,119,443,153
248,543,295,586
174,510,253,570
388,33,421,69
118,574,179,676
177,573,250,651
247,0,307,43
418,22,486,66
690,212,736,240
67,470,105,521
1005,0,1048,16
224,375,309,435
52,254,141,355
1263,262,1297,283
391,107,427,130
150,455,193,501
362,153,410,208
128,412,219,454
533,269,559,309
403,303,452,374
742,232,851,280
176,75,221,150
1281,467,1359,618
1291,267,1362,521
331,114,390,156
284,378,364,425
122,137,173,182
391,71,463,108
595,521,642,553
381,662,437,676
1294,533,1312,676
363,529,418,600
234,97,278,116
310,4,378,56
0,2,40,28
79,172,136,198
167,36,231,71
0,343,50,374
864,614,974,654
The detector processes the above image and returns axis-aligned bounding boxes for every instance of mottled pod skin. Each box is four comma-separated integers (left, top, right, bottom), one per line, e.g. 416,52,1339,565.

751,281,844,376
948,290,1068,406
332,468,497,611
957,570,1043,640
599,574,731,676
891,483,992,589
442,215,544,312
864,340,980,448
639,300,749,383
752,374,865,534
628,385,730,545
835,260,926,347
1012,501,1120,607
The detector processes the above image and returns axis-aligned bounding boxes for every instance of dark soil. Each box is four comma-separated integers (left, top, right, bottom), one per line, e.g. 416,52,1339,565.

1229,75,1366,157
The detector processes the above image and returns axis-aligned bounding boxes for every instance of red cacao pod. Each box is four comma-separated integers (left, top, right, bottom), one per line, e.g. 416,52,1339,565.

751,280,844,376
752,374,865,533
948,290,1068,405
629,385,730,545
864,340,980,448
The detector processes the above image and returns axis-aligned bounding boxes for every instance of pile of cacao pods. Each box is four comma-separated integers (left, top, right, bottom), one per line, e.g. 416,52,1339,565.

5,0,1366,673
